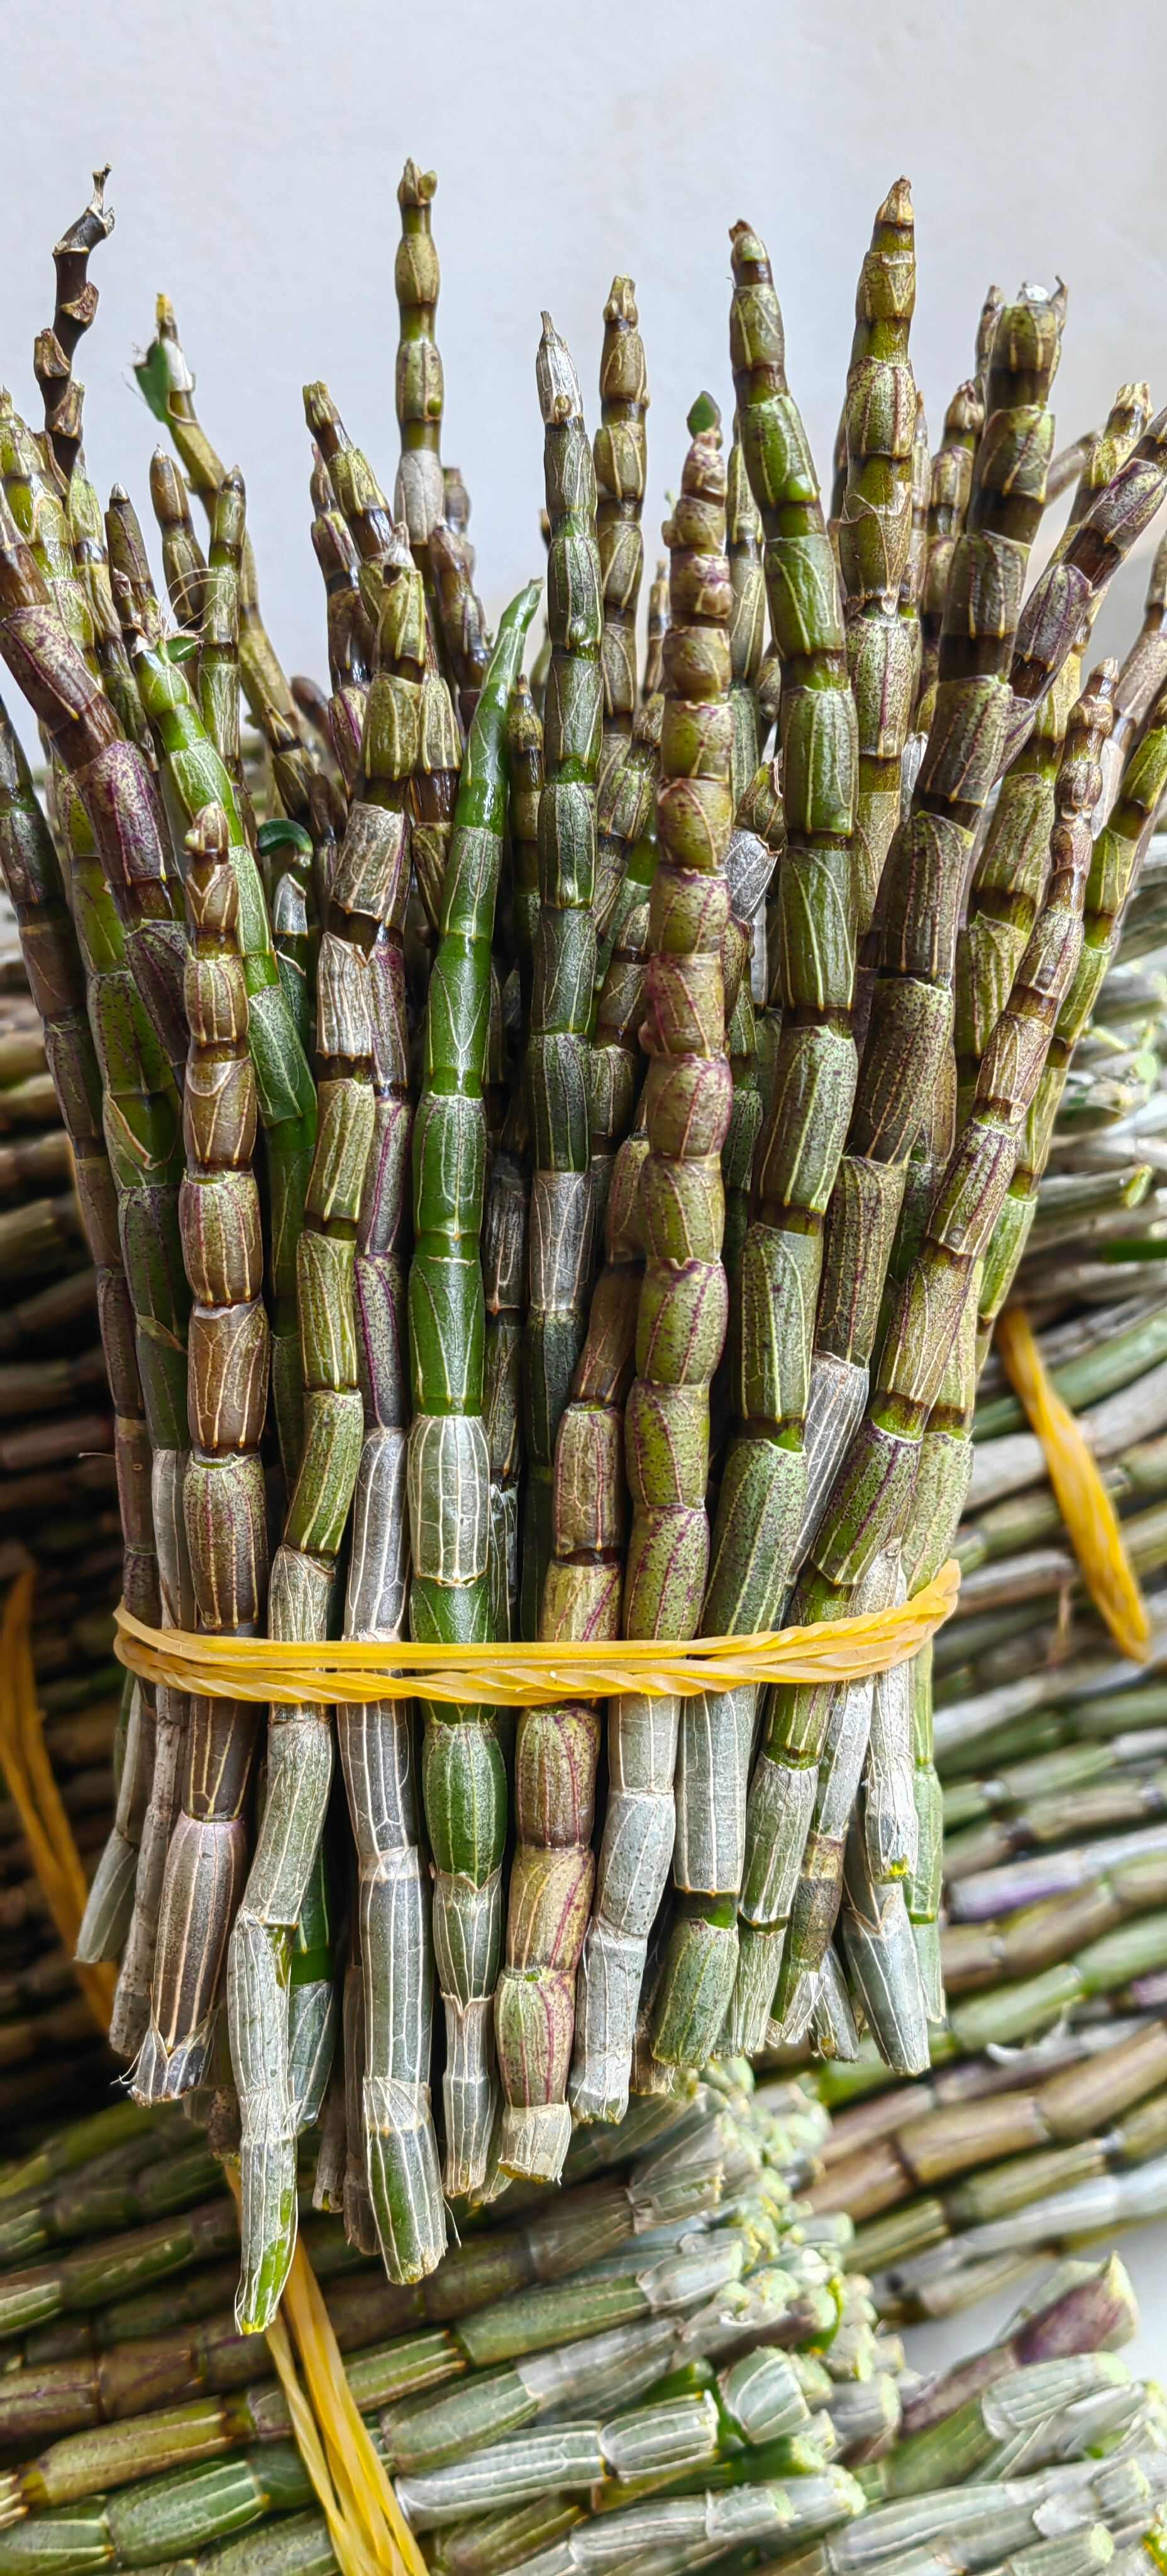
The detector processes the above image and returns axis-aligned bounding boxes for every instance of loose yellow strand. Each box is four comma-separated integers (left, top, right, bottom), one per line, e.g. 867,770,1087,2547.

114,1560,961,1709
997,1305,1151,1664
0,1570,116,2033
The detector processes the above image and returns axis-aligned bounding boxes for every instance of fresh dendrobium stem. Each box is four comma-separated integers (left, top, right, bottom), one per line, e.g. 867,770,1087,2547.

0,406,187,1089
0,699,155,1970
763,665,1118,2075
979,668,1156,1345
954,658,1080,1132
642,555,668,703
430,507,490,733
302,384,397,597
409,582,541,2202
32,170,141,751
797,284,1065,1572
0,456,192,2057
594,277,649,789
443,2464,863,2575
811,2029,1167,2241
33,166,114,488
592,694,662,962
507,674,543,1017
394,2336,840,2528
148,448,207,631
684,217,858,2063
104,481,159,638
896,1301,979,2021
973,283,1005,414
953,386,1149,1030
67,463,150,756
837,180,917,939
135,295,301,741
916,382,982,725
587,854,654,1239
360,515,431,924
283,1843,337,2144
307,443,373,794
480,689,543,1639
998,401,1167,775
482,1096,528,1644
736,757,787,1118
496,1107,644,2177
1058,383,1150,560
571,398,733,2119
125,620,317,1483
900,389,930,704
519,316,602,1638
394,162,445,597
228,848,378,2329
334,682,440,2280
260,765,321,1066
1097,522,1167,826
135,804,270,2106
410,628,463,948
721,929,763,1307
726,418,765,809
199,469,246,798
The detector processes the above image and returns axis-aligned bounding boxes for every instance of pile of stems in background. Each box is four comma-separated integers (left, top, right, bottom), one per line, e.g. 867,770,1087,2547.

0,2070,1164,2576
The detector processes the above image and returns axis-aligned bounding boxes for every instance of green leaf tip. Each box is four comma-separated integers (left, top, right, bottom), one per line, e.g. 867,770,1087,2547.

134,341,172,427
687,391,721,437
258,819,315,858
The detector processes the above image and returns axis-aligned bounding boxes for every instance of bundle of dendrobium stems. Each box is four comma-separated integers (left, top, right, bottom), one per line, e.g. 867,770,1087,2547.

6,156,1167,2338
0,2069,1166,2576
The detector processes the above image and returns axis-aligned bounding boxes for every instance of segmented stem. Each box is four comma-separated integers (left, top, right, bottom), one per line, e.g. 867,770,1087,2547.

574,399,734,2116
519,318,603,1638
594,279,649,788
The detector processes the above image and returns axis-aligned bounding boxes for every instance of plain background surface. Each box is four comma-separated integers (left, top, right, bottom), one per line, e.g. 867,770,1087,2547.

4,0,1167,2375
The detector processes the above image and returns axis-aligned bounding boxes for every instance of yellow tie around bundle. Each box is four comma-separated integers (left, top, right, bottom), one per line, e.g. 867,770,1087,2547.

113,1557,961,1707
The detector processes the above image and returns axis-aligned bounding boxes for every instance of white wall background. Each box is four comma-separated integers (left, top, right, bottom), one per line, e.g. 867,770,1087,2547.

4,0,1167,2373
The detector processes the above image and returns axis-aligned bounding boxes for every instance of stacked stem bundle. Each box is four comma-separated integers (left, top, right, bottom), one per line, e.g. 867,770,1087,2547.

7,151,1167,2344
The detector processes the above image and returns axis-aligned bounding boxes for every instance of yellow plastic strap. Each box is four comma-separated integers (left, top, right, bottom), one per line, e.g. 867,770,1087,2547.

0,1570,116,2034
222,2172,428,2576
114,1560,961,1708
0,1571,426,2576
996,1305,1151,1664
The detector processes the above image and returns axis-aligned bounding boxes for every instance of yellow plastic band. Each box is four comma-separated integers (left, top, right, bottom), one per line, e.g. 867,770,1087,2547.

997,1305,1151,1664
0,1572,426,2576
0,1570,116,2035
113,1561,961,1709
222,2172,428,2576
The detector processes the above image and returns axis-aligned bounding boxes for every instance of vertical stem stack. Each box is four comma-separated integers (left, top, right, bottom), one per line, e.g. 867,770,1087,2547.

229,853,376,2326
572,400,733,2119
520,319,603,1638
594,279,648,790
394,162,446,593
838,179,917,938
145,804,269,2108
409,584,539,2201
335,707,440,2281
